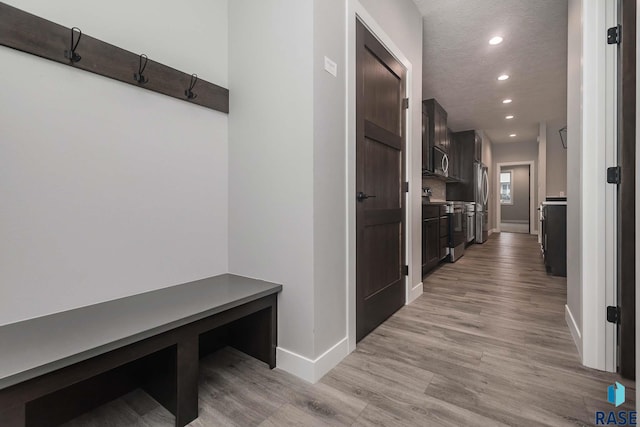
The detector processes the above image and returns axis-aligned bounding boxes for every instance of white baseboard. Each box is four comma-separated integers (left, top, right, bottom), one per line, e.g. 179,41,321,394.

489,228,498,236
565,304,583,359
407,281,423,304
276,336,349,383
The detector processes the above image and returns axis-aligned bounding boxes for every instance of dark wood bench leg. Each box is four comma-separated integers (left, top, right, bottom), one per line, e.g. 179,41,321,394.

227,296,278,369
175,336,199,427
268,302,277,369
0,404,25,427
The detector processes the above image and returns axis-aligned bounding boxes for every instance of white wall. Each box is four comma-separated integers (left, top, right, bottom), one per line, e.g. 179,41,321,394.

0,0,229,326
566,0,583,354
228,0,316,362
313,0,348,357
546,118,569,196
538,122,547,205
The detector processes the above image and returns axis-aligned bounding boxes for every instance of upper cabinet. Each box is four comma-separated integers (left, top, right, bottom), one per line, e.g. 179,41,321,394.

474,132,483,163
422,98,482,185
426,99,448,153
422,109,431,173
453,130,475,184
448,128,459,181
422,98,448,173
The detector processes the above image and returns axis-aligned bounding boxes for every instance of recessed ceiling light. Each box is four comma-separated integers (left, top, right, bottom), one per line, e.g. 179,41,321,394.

510,134,517,137
506,115,514,119
502,99,513,104
489,36,504,45
498,74,510,81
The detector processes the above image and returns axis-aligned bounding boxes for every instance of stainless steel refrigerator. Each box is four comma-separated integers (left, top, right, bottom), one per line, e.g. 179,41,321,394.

474,162,489,243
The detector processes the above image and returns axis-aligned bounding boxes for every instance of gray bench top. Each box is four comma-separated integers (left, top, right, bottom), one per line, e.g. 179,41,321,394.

0,274,282,390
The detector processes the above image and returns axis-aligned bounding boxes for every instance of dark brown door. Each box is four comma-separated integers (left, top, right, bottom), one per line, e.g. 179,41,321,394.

617,0,636,379
356,20,406,342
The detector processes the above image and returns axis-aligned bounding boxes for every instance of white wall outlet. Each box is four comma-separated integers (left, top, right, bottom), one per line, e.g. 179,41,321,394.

324,56,337,77
560,191,565,196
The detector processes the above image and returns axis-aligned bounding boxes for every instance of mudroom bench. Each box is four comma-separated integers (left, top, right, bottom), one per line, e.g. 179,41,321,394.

0,274,282,427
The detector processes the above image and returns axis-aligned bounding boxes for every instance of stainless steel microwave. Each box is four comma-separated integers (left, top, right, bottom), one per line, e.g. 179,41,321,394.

433,146,449,178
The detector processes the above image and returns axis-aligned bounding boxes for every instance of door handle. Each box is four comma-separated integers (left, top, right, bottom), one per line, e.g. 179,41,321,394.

442,154,449,175
357,192,376,202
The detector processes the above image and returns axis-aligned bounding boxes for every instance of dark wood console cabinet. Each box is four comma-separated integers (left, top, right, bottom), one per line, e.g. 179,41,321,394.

541,203,567,277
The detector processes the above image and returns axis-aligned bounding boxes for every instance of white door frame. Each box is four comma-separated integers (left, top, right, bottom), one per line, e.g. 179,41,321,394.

602,0,617,373
495,161,537,235
345,0,414,353
578,0,617,372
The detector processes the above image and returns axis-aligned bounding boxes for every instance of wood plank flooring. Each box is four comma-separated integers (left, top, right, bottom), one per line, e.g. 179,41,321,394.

63,233,634,426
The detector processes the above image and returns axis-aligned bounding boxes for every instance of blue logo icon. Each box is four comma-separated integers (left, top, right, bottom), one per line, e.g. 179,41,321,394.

608,382,626,407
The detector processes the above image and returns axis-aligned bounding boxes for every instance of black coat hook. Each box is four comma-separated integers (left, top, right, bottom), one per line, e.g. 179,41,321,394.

134,54,149,84
64,27,82,63
185,74,198,99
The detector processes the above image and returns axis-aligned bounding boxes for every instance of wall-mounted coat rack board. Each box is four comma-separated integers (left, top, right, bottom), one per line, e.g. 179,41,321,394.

0,2,229,113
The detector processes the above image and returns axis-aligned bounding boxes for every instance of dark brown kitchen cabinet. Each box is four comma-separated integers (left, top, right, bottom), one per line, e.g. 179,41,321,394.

423,99,448,156
422,111,431,172
422,204,449,277
474,131,483,162
541,204,567,277
439,215,449,261
423,218,440,274
455,130,475,184
445,130,477,201
447,128,457,180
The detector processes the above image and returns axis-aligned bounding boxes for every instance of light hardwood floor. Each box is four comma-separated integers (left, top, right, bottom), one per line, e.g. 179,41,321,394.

64,233,635,426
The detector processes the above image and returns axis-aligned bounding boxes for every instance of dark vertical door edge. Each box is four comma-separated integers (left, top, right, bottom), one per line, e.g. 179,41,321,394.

617,0,636,380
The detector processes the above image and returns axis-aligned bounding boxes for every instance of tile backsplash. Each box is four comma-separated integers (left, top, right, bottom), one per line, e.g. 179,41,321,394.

422,177,446,201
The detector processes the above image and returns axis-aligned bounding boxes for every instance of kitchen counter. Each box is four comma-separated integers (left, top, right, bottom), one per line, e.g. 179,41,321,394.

422,199,448,205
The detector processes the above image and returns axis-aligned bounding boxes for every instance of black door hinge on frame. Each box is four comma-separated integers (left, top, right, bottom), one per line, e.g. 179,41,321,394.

607,166,621,184
607,306,620,324
404,181,409,193
403,265,409,276
402,98,409,109
608,25,621,44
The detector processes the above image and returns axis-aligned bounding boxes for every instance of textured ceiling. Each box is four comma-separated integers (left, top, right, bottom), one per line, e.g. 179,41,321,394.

413,0,568,144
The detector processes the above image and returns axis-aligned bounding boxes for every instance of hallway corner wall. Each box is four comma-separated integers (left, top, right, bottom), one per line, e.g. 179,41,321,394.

228,0,316,362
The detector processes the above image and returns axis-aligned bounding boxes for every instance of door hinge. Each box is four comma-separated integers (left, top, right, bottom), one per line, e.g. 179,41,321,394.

607,25,621,45
403,265,409,276
402,98,409,109
607,166,621,184
607,306,620,324
404,181,409,193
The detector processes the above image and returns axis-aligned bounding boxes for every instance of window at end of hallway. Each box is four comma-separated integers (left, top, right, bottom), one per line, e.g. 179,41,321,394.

500,171,513,205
